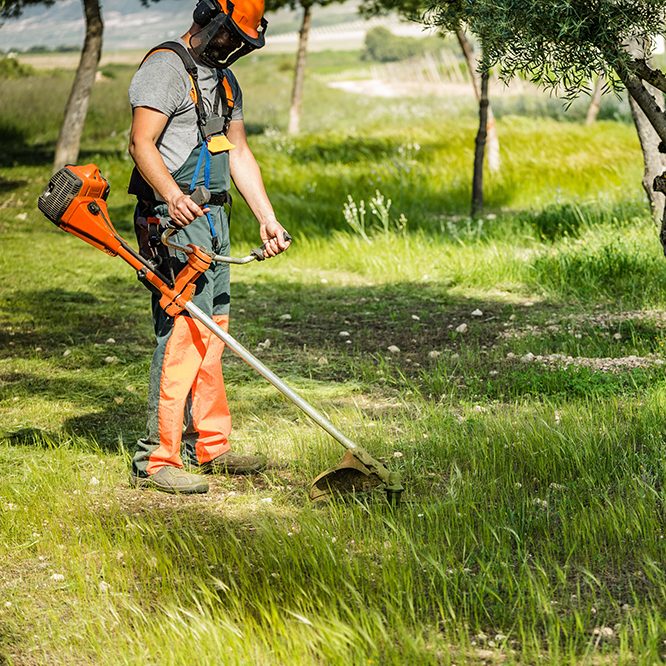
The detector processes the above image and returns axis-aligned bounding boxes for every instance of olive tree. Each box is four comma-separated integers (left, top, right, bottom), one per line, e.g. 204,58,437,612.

361,0,500,215
266,0,346,135
1,0,159,172
425,0,666,229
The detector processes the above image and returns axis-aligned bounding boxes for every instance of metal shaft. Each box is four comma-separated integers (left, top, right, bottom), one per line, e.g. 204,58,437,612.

185,301,360,452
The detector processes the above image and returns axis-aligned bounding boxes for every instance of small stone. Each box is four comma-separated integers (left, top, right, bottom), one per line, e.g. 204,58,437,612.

411,314,420,321
393,451,403,458
593,626,615,639
428,350,441,359
455,323,468,334
320,278,328,284
279,314,292,321
489,370,498,376
50,573,65,582
16,213,27,221
98,581,111,593
506,352,516,359
104,356,118,364
345,340,352,345
450,353,460,360
3,601,11,608
509,314,516,321
113,396,125,405
257,339,271,350
89,477,100,486
62,349,71,357
339,331,350,338
35,347,42,353
260,497,273,504
521,352,535,363
613,332,622,340
471,309,483,317
387,345,400,354
105,338,116,344
317,357,328,366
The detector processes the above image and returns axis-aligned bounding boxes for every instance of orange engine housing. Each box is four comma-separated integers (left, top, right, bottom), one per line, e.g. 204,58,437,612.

38,164,122,256
38,163,213,317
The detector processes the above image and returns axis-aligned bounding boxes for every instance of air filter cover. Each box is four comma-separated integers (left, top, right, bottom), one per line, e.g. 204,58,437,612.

38,168,83,224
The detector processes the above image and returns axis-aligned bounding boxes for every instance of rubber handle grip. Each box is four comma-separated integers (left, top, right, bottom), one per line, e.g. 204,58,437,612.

190,186,211,206
250,231,292,261
162,187,211,230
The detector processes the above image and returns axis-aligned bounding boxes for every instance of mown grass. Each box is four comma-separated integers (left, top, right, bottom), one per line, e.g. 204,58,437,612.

0,50,664,664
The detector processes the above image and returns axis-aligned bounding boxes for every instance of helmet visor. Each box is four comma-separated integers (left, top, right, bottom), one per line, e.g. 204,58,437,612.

190,11,266,68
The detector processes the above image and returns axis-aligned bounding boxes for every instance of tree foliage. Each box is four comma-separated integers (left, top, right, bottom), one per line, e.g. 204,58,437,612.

425,0,666,97
0,0,54,20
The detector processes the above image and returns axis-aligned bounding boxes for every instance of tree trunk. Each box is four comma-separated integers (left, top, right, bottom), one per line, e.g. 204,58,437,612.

629,86,666,224
585,76,604,125
287,4,312,136
52,0,103,172
621,38,666,224
455,27,500,172
472,70,489,217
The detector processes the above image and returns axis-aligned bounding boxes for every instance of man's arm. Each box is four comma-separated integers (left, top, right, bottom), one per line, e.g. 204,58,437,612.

129,106,205,227
227,119,290,257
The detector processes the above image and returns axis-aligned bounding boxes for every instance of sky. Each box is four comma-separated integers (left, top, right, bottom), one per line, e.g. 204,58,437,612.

0,0,432,53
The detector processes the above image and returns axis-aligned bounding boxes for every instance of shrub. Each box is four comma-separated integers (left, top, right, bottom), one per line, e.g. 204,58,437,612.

362,26,426,63
0,55,36,79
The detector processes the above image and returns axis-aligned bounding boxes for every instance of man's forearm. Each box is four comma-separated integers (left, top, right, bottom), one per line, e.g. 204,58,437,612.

229,146,277,225
129,139,182,204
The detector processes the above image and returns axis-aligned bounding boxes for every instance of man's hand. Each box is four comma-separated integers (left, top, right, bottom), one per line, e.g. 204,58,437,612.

259,219,291,258
166,192,207,228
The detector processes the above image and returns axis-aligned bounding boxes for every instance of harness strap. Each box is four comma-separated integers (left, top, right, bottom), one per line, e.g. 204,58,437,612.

141,41,208,140
189,141,219,249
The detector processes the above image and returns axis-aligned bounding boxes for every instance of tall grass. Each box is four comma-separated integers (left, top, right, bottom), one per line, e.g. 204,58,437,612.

0,51,664,664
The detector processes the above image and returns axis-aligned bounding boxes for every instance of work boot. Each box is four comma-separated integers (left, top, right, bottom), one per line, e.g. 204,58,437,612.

201,451,267,475
130,466,209,494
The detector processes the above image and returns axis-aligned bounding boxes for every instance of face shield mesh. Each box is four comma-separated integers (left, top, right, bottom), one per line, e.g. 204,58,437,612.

190,11,266,68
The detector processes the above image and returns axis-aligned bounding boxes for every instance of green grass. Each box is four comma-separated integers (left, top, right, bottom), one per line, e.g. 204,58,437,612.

0,51,664,664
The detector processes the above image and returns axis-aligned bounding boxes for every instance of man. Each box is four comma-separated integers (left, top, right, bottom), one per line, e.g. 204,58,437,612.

127,0,290,494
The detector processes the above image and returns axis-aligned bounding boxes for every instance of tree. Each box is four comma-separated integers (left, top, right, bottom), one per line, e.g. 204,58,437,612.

425,0,666,228
361,0,500,216
1,0,157,172
266,0,346,135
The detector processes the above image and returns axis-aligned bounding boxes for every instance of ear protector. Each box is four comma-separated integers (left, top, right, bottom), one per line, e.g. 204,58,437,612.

193,0,220,27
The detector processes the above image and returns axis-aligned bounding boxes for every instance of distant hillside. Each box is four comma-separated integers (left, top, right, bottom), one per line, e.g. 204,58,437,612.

0,0,364,52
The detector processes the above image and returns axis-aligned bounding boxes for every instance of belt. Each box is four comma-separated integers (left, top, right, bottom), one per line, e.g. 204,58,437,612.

176,183,231,207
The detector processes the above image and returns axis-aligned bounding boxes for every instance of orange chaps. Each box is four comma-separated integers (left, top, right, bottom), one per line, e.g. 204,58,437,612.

132,207,232,478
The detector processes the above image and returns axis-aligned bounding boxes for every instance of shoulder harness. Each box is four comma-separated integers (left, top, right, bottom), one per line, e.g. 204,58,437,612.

141,40,235,140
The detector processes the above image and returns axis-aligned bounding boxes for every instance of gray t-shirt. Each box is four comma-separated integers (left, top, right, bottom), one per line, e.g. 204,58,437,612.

128,38,243,173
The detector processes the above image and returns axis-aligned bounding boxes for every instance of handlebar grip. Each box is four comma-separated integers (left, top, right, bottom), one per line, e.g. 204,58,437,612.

249,232,292,261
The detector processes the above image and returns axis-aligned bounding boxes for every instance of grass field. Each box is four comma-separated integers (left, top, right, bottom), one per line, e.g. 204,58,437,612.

0,50,664,664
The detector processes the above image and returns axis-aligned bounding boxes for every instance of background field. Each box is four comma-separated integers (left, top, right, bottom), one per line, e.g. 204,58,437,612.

0,49,664,664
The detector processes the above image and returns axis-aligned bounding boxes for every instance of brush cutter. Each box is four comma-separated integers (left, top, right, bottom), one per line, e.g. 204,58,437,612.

38,164,404,505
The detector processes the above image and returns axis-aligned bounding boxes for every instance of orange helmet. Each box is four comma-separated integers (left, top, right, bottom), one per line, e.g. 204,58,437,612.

191,0,267,67
193,0,266,42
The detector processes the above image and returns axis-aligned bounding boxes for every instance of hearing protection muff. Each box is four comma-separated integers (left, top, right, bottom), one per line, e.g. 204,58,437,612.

191,0,267,69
